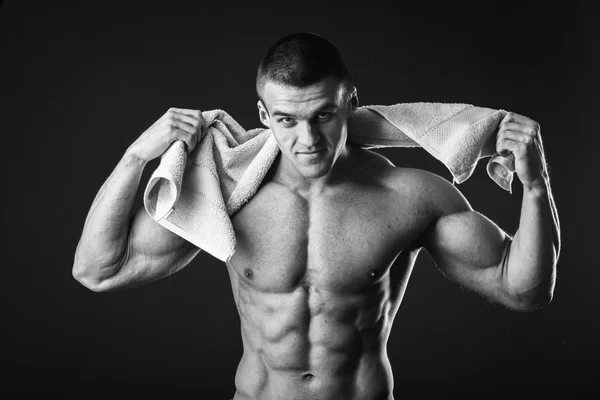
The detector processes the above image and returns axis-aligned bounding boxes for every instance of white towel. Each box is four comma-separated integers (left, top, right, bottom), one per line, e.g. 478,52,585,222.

143,103,512,262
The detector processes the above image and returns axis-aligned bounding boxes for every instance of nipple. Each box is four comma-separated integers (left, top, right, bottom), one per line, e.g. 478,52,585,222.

244,268,254,279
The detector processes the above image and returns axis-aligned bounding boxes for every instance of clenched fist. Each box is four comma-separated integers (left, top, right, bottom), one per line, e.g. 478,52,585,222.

496,112,548,190
127,108,206,163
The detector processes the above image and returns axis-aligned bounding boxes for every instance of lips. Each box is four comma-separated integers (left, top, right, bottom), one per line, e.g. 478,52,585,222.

298,148,325,155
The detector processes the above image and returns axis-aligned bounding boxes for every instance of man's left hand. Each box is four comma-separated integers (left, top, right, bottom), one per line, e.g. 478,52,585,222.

496,112,548,190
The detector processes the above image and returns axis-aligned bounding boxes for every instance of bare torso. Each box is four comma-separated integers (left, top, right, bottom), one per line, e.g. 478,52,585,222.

226,147,435,400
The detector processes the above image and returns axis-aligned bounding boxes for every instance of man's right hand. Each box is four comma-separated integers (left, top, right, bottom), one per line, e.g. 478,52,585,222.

127,108,206,163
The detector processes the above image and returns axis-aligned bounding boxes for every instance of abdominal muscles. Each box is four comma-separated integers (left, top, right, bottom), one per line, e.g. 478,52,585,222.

230,273,397,400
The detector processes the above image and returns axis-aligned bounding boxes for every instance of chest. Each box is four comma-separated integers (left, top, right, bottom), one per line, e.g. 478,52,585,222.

227,182,429,294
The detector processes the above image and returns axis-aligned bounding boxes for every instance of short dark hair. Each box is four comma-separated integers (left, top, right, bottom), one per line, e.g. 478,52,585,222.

256,32,354,101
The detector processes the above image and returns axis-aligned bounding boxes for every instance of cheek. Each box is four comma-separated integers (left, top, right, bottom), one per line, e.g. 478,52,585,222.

323,120,346,143
272,128,296,150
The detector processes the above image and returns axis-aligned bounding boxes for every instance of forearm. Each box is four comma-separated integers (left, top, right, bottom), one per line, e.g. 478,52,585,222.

73,148,148,282
505,177,560,305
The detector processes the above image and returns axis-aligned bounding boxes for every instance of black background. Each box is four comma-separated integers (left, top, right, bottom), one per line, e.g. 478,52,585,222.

3,0,599,398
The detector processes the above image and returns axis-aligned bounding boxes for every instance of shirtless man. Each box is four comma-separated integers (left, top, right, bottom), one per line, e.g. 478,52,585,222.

72,32,561,400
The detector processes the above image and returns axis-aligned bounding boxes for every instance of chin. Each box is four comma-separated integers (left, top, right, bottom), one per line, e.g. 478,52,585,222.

302,168,330,179
296,160,332,178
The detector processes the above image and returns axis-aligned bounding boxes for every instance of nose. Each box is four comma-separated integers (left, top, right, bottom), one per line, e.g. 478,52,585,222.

298,121,321,148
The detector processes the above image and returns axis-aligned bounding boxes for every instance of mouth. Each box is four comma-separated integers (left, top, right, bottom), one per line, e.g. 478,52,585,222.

297,148,326,156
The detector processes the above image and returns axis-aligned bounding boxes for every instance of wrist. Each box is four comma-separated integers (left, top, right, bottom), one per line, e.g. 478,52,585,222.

523,176,549,197
124,146,149,168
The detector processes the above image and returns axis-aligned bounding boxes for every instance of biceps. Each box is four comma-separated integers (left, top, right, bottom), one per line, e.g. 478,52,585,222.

425,211,511,293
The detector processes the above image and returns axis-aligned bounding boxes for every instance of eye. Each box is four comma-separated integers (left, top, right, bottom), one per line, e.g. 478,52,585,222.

317,112,332,119
279,117,295,126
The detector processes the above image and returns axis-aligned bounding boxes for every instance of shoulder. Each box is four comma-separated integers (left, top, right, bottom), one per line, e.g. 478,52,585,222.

401,167,473,219
348,145,396,169
353,146,472,217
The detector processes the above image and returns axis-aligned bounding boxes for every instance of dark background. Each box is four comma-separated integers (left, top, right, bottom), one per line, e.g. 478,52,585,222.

3,0,598,398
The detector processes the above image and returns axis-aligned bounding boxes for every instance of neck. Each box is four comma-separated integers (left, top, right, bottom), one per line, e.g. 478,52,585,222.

271,145,351,197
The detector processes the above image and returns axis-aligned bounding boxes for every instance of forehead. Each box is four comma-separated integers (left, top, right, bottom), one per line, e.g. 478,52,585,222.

262,77,346,114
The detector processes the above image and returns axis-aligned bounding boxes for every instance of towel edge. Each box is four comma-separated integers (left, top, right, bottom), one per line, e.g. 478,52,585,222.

157,218,232,263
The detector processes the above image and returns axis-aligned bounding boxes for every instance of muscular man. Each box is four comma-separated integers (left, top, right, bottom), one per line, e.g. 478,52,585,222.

73,33,560,400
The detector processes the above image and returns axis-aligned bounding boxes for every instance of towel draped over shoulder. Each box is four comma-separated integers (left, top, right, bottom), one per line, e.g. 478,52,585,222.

143,103,512,262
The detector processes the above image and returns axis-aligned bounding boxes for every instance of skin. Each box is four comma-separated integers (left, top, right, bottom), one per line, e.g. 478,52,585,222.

72,77,560,400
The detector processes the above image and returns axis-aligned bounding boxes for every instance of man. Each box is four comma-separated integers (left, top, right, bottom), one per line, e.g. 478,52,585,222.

73,32,560,400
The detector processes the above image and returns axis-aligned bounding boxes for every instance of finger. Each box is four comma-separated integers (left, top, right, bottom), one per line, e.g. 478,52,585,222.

172,128,196,153
503,131,547,168
169,107,202,120
171,119,196,135
499,122,539,136
497,129,536,145
169,108,206,138
502,112,539,130
497,129,536,159
496,137,525,158
174,113,202,130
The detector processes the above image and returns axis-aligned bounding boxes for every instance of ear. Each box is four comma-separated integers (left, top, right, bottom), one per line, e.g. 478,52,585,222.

349,87,359,112
257,100,270,127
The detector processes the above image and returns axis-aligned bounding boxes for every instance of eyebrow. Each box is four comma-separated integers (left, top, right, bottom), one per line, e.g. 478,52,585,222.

271,102,339,118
